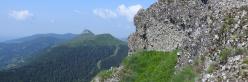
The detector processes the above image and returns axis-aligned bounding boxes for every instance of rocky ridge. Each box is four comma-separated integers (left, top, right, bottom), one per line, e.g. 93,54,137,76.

93,0,248,81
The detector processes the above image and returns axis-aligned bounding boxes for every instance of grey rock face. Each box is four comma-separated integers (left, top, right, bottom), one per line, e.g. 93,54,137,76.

129,0,248,81
130,0,211,67
92,0,248,82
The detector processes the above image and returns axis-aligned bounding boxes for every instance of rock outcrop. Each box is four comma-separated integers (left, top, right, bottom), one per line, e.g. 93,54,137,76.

129,0,248,81
93,0,248,81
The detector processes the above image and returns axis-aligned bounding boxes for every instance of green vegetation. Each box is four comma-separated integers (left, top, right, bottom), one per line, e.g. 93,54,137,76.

67,33,126,47
193,55,205,73
220,48,232,63
0,33,76,70
0,33,128,82
219,13,235,41
243,58,248,64
220,48,248,63
235,48,247,55
96,69,115,82
116,50,197,82
224,15,235,25
171,66,196,82
240,5,248,11
121,51,177,82
221,15,235,33
207,63,217,73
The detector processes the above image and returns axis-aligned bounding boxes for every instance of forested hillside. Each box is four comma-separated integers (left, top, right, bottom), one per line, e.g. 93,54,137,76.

0,31,128,82
0,33,76,70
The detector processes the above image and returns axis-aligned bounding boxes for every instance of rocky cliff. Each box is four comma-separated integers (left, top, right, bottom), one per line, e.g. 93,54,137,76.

93,0,248,81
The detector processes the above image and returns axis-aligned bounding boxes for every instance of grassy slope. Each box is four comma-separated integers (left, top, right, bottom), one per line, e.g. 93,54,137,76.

122,50,196,82
122,51,178,82
97,50,197,82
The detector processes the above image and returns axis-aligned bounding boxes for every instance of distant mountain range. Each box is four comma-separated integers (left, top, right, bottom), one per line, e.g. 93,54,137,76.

0,30,128,82
3,33,76,44
0,33,77,70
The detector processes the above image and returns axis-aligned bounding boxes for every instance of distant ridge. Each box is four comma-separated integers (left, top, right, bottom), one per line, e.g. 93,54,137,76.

0,33,77,70
3,33,77,44
0,30,128,82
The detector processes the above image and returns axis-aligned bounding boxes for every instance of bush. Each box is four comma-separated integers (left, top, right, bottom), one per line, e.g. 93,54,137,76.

220,48,232,63
220,48,247,64
243,58,248,64
207,63,217,73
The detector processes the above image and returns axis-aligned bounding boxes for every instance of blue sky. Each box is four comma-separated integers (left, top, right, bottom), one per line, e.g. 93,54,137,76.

0,0,156,41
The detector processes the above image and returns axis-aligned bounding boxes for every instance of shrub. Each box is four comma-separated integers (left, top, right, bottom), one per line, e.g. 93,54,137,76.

243,58,248,64
207,63,217,73
220,15,235,34
220,48,248,64
220,48,232,63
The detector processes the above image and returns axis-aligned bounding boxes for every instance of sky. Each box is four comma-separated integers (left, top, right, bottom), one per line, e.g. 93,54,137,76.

0,0,156,41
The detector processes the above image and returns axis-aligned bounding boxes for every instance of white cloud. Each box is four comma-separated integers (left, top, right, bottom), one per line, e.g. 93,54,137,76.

93,4,143,22
9,10,33,21
117,4,143,22
93,9,117,19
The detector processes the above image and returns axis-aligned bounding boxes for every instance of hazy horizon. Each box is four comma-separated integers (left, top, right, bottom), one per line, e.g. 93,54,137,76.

0,30,126,42
0,0,156,41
